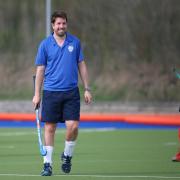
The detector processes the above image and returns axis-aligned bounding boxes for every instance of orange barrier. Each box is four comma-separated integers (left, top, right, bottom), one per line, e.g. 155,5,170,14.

0,113,35,121
81,113,180,126
0,113,180,126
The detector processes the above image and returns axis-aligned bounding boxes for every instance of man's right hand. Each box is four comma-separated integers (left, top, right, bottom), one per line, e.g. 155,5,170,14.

32,95,41,110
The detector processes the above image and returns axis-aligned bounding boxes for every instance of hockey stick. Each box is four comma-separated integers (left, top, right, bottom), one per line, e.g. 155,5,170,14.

33,75,47,156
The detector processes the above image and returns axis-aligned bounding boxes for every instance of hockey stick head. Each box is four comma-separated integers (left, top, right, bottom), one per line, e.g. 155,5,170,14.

40,145,47,156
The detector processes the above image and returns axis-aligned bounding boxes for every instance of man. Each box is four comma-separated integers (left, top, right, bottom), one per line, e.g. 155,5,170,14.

32,11,92,176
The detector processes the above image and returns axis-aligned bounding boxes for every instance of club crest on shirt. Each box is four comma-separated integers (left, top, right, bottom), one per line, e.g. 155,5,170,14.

68,45,74,52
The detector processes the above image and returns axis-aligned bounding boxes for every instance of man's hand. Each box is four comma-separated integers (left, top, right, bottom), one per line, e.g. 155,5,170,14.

32,95,41,110
84,90,92,104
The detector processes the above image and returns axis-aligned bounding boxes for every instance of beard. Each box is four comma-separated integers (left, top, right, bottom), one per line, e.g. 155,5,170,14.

57,29,66,37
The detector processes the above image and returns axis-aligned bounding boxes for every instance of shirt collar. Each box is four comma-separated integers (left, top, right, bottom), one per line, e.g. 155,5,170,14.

50,32,73,46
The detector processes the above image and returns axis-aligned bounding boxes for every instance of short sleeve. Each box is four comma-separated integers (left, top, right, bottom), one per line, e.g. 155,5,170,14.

77,41,84,63
35,41,47,66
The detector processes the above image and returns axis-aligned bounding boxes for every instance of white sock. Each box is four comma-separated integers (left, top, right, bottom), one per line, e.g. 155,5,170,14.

43,146,53,165
64,141,76,157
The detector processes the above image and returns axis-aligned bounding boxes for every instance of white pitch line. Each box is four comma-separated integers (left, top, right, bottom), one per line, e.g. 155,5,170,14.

0,174,180,179
164,142,177,146
0,129,116,137
0,132,36,136
0,145,14,149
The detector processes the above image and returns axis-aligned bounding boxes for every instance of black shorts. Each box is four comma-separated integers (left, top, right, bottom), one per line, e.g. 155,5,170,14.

41,87,80,123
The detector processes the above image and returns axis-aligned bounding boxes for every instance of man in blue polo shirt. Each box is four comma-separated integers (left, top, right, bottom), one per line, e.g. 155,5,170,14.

32,11,92,176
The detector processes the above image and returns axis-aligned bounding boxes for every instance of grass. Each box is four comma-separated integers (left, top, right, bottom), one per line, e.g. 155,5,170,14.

0,128,180,180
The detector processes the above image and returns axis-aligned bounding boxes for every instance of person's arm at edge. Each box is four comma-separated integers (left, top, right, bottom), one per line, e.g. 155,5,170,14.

78,60,92,104
32,65,45,109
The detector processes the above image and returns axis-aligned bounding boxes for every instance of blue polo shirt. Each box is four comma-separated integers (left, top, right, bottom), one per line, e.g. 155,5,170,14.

35,33,84,91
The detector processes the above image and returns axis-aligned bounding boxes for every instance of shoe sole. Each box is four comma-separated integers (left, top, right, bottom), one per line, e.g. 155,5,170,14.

61,165,71,173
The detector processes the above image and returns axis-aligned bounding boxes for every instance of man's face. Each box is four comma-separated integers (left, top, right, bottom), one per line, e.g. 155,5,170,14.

52,17,67,37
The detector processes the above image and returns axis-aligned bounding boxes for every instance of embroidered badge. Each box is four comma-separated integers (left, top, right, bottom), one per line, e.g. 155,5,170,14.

68,45,74,52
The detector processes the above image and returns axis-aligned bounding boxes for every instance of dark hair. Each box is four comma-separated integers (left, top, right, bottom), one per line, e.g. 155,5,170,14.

51,11,68,24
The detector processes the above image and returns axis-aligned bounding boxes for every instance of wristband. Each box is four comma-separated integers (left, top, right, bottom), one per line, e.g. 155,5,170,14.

84,87,91,92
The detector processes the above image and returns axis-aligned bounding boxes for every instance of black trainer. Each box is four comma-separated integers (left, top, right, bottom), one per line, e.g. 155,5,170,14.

61,153,72,173
41,162,52,176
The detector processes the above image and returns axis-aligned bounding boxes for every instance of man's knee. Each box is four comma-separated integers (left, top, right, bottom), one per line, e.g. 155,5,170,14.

45,123,56,134
72,125,78,135
68,124,78,134
66,121,79,140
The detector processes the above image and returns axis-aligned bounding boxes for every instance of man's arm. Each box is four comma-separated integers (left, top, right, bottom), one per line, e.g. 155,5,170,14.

32,65,45,109
78,61,92,104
